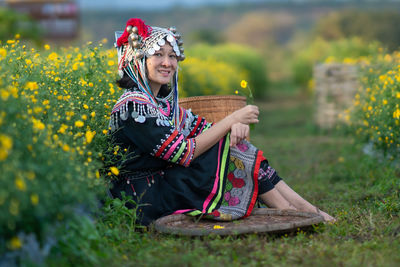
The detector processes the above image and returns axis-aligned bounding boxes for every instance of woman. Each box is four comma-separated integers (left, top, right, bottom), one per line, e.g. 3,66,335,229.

108,18,335,226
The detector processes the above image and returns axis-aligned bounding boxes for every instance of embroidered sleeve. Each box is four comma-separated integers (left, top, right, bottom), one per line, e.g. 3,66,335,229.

179,107,212,139
110,92,196,167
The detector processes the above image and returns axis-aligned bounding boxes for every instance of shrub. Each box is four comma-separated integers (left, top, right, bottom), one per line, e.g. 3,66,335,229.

0,40,121,263
0,7,42,44
350,51,400,159
186,43,268,98
179,57,247,97
291,37,381,89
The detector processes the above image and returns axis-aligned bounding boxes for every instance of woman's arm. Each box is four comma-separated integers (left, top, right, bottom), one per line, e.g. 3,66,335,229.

192,105,259,159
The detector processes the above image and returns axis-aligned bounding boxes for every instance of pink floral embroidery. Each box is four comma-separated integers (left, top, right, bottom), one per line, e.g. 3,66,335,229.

228,197,240,206
224,191,240,206
224,192,231,201
236,143,248,152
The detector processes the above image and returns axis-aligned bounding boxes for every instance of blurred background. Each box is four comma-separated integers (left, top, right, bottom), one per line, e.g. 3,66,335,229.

2,0,400,98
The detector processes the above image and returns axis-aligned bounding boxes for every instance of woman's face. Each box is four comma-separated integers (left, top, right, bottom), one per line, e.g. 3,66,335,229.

146,42,178,92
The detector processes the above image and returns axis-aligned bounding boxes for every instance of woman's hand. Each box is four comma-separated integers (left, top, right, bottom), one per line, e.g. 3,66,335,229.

231,105,259,125
230,123,249,147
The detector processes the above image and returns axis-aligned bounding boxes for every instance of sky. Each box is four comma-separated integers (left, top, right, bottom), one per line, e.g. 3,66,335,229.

77,0,266,10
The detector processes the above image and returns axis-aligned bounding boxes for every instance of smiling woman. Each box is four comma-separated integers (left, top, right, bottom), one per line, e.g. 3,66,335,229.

107,18,335,226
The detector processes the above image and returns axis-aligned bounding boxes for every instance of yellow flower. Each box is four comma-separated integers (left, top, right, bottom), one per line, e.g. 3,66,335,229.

48,52,58,61
83,104,89,109
9,237,22,250
7,40,15,44
90,111,96,118
82,114,88,120
108,60,115,66
62,144,70,152
0,134,13,161
0,89,10,100
44,44,50,50
235,90,238,94
396,92,400,98
30,194,39,206
393,109,400,119
85,130,96,144
96,170,100,179
110,166,119,176
240,80,247,88
0,48,7,58
58,124,68,134
15,177,26,191
25,81,39,91
75,120,84,127
25,59,32,65
213,225,225,229
32,118,45,131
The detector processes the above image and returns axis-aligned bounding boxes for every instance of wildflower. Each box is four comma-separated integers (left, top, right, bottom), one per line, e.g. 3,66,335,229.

75,120,84,127
0,134,13,161
108,60,115,66
25,59,32,65
0,48,7,58
0,89,10,100
44,44,50,50
25,81,39,91
7,40,15,44
62,144,70,152
397,92,400,98
48,52,58,61
85,130,96,144
213,225,225,229
96,170,100,179
393,109,400,119
90,111,96,118
110,166,119,176
82,114,88,120
9,237,22,250
240,80,248,88
15,177,26,191
58,124,68,134
30,194,39,206
83,104,89,109
32,118,45,131
235,90,238,94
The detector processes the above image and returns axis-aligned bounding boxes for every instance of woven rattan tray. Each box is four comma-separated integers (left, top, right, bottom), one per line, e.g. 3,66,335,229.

154,208,324,236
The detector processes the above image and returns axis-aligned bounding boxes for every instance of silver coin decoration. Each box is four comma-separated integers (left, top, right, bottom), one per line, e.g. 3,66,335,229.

158,39,165,46
148,47,155,55
120,112,129,121
153,43,160,51
135,115,146,123
131,111,139,118
166,35,174,42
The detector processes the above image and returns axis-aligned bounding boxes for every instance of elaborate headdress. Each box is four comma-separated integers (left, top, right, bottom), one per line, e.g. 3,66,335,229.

114,18,185,127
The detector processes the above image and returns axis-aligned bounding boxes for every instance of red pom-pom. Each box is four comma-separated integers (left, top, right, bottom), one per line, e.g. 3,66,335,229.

117,18,152,47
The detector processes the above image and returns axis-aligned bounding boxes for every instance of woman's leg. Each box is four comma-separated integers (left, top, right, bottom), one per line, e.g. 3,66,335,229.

275,180,336,222
258,188,297,211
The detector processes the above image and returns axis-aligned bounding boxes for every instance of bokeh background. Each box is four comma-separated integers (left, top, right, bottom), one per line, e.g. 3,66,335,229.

1,0,399,266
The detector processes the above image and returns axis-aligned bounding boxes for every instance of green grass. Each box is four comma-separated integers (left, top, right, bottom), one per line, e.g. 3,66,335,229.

51,90,400,267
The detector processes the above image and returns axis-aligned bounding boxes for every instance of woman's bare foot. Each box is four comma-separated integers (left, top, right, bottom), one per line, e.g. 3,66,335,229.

316,208,336,223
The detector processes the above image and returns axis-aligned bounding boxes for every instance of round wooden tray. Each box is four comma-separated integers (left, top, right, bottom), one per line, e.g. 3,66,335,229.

154,208,324,236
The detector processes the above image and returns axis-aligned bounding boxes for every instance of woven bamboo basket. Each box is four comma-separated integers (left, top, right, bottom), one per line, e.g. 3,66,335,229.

179,95,247,123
